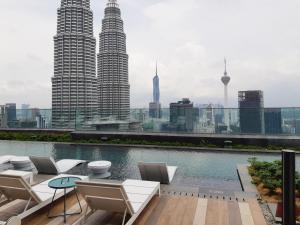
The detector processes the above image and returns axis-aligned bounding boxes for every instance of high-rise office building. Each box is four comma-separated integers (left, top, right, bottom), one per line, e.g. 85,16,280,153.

0,105,8,128
264,108,282,134
21,104,30,121
149,64,162,118
98,0,130,121
170,98,199,132
153,64,160,103
238,90,265,134
5,103,17,128
52,0,97,128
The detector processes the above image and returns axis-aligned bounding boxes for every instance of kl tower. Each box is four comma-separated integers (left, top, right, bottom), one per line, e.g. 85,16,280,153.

221,58,231,131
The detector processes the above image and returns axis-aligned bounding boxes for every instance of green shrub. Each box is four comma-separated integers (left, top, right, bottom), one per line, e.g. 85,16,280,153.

248,157,300,195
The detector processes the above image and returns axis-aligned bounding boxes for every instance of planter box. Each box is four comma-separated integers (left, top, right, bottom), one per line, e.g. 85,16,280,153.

276,202,300,217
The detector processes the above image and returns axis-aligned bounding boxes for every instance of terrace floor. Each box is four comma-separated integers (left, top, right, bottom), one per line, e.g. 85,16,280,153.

21,192,267,225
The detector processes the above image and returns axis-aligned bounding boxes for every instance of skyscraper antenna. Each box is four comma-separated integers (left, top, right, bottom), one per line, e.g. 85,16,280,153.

156,61,158,76
224,58,227,76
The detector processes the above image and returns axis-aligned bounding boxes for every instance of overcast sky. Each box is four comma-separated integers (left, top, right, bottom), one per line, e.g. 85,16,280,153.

0,0,300,109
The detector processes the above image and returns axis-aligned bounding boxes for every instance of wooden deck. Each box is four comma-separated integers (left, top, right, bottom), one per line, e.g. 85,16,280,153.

21,192,267,225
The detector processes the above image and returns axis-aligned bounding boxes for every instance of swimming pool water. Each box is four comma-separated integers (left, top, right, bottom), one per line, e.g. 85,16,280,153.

0,140,298,192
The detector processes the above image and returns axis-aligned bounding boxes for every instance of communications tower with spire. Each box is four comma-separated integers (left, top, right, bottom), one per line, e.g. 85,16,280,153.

149,62,162,118
221,59,231,130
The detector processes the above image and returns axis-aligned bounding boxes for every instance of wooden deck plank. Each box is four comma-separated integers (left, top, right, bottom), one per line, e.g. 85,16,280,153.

247,199,267,225
227,201,243,225
238,202,255,225
154,196,181,225
166,197,192,225
205,199,230,225
18,192,268,225
181,197,198,225
139,195,169,225
83,211,117,225
133,196,161,225
193,199,208,225
23,193,83,225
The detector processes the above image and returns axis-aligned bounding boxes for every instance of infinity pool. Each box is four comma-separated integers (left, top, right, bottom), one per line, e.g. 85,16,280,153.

0,140,298,192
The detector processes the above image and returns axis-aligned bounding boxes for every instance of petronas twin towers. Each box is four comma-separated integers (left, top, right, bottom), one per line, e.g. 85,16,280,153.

52,0,129,128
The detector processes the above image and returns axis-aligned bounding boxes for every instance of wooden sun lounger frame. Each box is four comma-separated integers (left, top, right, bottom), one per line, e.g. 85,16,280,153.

29,156,85,175
0,174,77,223
138,162,177,184
75,180,160,225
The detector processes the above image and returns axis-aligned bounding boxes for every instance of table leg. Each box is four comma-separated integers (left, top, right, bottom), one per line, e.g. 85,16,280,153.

47,187,82,222
64,188,66,223
47,189,57,218
74,188,82,213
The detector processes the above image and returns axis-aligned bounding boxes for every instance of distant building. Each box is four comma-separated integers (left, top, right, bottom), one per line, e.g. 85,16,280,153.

88,117,142,132
21,104,30,121
36,115,46,129
170,98,199,132
149,102,161,119
264,108,282,134
0,105,8,128
98,0,130,121
153,64,160,103
5,103,17,128
149,64,162,119
52,0,97,128
295,119,300,134
238,90,264,134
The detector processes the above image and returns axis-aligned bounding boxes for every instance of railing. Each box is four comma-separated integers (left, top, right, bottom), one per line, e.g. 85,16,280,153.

1,107,300,135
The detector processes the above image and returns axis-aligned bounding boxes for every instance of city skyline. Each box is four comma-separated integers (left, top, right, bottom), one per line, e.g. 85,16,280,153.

1,0,300,108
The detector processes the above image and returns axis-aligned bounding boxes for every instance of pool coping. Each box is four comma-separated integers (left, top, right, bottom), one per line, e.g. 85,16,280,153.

236,164,259,194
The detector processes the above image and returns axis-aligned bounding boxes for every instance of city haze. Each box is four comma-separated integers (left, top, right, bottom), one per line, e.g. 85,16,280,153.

0,0,300,108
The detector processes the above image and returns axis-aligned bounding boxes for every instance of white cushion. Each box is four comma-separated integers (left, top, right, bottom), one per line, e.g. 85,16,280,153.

167,166,177,183
127,193,149,203
130,202,143,213
56,159,85,173
38,174,88,185
123,179,159,188
34,191,54,202
32,185,64,195
123,185,156,195
10,157,30,164
0,155,14,164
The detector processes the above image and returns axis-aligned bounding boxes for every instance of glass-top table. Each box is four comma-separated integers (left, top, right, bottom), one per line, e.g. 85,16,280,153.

48,176,82,223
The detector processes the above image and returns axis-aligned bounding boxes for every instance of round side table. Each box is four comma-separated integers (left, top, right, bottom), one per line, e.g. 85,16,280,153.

48,176,82,223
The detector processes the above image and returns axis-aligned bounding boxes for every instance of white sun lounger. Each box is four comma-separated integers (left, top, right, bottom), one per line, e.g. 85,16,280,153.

0,173,88,224
138,162,177,184
0,156,14,172
75,179,160,225
29,156,85,175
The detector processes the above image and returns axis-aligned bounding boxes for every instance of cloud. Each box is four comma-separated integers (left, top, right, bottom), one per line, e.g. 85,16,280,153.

0,0,300,109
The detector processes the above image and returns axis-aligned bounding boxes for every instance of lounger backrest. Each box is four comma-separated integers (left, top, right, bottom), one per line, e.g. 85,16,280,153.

76,181,134,215
0,174,41,203
29,156,60,175
138,162,170,184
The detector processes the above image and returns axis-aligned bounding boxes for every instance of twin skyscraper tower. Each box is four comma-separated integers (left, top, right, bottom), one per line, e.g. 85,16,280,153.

52,0,129,128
